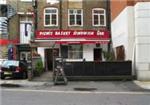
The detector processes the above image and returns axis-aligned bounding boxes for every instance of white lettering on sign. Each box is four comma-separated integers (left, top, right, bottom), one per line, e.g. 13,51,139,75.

97,31,104,36
73,31,94,35
39,32,53,35
55,31,71,35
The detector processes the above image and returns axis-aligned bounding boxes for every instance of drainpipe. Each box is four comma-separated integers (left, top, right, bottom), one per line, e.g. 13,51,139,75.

28,0,38,80
32,0,38,40
106,0,111,52
59,0,62,30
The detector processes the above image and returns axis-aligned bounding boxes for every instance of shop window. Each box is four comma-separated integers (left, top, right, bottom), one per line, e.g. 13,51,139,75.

68,45,83,59
20,52,31,62
61,45,83,59
61,45,68,58
92,8,106,26
68,9,83,26
44,8,58,26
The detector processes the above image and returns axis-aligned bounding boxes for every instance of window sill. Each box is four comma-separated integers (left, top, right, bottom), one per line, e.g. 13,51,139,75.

65,59,83,62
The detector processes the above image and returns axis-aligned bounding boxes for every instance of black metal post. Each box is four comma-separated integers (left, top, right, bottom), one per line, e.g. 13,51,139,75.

106,0,111,52
28,0,38,80
32,0,38,39
59,0,62,30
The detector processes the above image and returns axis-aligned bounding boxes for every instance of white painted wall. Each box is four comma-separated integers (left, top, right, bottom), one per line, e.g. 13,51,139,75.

37,47,45,67
111,6,134,60
111,2,150,80
134,2,150,80
83,44,95,61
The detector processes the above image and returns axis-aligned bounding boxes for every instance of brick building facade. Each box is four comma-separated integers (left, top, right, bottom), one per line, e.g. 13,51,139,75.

0,0,110,72
0,0,33,61
32,0,110,71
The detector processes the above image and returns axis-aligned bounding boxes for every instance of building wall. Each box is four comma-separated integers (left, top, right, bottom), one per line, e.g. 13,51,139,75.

9,15,19,41
7,0,33,42
111,0,150,80
111,6,135,60
111,0,130,21
111,0,150,21
36,0,109,63
37,0,60,30
134,2,150,80
83,0,107,30
37,0,108,30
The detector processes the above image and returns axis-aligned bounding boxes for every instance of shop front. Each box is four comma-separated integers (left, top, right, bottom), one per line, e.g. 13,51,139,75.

0,39,19,59
32,30,110,71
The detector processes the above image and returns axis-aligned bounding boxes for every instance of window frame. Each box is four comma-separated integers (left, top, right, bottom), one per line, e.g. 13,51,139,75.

68,44,83,59
92,8,106,27
20,0,32,2
44,7,58,27
68,9,83,27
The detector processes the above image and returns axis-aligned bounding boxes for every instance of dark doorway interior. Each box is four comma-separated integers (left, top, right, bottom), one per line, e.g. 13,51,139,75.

94,48,102,61
116,45,125,61
45,49,59,71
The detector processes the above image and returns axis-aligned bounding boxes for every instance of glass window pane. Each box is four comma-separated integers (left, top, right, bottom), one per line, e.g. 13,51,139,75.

70,15,75,25
52,15,56,25
45,15,50,25
100,15,104,25
77,10,81,14
45,9,56,13
76,15,81,25
69,10,74,14
68,45,83,59
94,9,104,14
94,15,98,25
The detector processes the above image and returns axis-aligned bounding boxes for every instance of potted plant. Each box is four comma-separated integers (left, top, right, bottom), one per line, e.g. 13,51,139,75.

34,59,44,76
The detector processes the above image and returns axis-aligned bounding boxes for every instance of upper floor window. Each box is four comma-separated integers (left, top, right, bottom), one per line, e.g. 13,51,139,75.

92,8,106,26
68,9,83,26
20,0,32,2
0,0,6,4
46,0,59,4
44,8,58,27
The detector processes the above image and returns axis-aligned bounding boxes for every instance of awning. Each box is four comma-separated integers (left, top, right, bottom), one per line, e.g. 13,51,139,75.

31,39,110,47
36,30,110,39
32,29,110,47
55,40,109,44
0,39,19,45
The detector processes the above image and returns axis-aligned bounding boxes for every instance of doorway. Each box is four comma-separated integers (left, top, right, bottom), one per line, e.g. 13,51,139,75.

94,48,102,61
45,48,59,71
116,45,125,61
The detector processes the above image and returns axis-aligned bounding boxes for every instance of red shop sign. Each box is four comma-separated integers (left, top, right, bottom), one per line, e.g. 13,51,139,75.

36,30,110,39
0,39,19,45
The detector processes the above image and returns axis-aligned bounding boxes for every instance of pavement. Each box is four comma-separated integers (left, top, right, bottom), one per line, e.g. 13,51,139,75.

1,71,150,92
1,79,150,92
134,81,150,90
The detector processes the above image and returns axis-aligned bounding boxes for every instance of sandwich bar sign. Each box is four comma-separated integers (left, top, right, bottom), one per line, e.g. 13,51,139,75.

36,30,110,40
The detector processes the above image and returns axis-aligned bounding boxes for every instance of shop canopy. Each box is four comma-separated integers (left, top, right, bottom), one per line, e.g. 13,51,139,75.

33,30,110,47
0,39,19,45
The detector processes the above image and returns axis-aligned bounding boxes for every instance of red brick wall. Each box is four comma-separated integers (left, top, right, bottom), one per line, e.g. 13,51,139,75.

111,0,150,21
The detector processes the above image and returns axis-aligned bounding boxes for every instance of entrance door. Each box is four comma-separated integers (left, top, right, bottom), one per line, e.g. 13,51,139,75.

45,49,59,71
94,48,102,61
